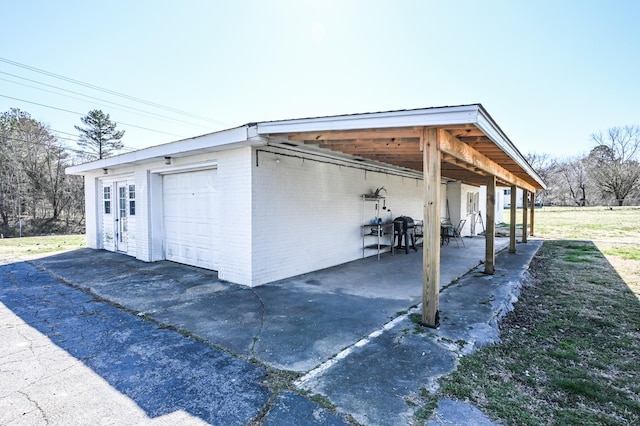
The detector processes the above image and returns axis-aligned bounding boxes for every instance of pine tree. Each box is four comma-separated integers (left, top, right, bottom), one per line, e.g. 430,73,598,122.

75,110,125,160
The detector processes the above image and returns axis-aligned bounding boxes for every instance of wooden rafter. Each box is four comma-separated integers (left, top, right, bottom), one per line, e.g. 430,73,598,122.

268,123,541,191
437,129,537,192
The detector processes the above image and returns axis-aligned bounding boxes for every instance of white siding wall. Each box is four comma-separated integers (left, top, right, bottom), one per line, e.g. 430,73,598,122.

250,148,424,286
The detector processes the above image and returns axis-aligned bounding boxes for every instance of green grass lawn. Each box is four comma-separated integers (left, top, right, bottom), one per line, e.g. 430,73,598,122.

0,234,85,259
415,207,640,425
504,206,640,243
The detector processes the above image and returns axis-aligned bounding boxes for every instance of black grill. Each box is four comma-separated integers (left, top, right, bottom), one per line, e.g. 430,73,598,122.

394,216,417,253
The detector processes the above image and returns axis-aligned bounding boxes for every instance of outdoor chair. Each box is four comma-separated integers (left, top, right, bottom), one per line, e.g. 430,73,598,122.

452,219,466,248
440,218,452,246
414,220,424,246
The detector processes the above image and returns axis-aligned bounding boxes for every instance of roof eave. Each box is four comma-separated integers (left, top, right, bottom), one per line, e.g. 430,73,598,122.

66,125,261,175
256,104,481,134
475,106,547,190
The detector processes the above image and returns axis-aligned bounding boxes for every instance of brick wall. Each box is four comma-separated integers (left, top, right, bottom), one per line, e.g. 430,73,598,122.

216,146,253,284
249,148,424,286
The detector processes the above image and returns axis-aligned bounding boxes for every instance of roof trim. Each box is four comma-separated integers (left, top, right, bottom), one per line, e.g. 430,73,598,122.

475,106,546,189
66,125,259,174
66,104,545,190
256,104,480,134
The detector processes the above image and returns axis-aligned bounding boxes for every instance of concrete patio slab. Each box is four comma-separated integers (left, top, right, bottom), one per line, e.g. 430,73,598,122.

1,235,540,425
30,237,509,373
295,241,541,425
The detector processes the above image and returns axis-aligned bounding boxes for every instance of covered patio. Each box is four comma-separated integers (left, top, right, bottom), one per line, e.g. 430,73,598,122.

258,104,546,327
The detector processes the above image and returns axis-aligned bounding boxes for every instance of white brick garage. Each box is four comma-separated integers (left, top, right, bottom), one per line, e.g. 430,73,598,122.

68,104,546,321
163,169,219,270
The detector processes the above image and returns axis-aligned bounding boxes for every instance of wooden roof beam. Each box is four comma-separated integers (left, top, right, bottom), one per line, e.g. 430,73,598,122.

437,129,537,192
288,127,422,141
458,136,492,143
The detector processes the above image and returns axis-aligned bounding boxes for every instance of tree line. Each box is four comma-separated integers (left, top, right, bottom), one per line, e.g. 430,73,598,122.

1,106,638,237
0,108,124,237
528,126,640,207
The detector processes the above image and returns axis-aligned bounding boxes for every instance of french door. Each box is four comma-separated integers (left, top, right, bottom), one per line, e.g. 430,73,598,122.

115,182,128,252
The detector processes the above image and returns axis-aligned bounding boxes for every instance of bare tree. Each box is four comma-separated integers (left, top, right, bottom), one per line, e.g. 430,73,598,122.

0,108,86,235
588,126,640,206
560,157,589,206
0,109,30,231
525,152,555,205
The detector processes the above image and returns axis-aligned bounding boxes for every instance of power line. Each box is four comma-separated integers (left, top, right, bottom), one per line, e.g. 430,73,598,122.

50,128,80,137
0,57,228,127
4,134,136,157
0,94,186,138
3,135,90,156
0,94,83,115
0,72,217,131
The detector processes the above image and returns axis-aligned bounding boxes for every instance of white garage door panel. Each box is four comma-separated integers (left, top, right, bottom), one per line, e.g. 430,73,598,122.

163,170,218,270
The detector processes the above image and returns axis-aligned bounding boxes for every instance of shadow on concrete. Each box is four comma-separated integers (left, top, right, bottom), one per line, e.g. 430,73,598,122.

0,261,270,425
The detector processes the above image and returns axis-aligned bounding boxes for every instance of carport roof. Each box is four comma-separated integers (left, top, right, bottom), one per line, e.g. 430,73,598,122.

257,104,545,192
66,104,545,192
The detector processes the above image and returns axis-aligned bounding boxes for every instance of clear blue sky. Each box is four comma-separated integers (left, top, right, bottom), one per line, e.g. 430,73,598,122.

1,0,638,158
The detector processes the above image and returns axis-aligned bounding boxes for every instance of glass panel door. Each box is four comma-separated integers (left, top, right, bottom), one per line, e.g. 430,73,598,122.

117,183,128,252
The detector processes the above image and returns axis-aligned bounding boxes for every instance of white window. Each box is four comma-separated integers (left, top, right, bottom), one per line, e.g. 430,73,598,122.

128,184,135,216
467,192,479,215
103,187,111,214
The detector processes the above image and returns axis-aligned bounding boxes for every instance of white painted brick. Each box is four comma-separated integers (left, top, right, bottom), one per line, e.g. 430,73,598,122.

249,148,425,286
83,144,492,288
216,147,253,285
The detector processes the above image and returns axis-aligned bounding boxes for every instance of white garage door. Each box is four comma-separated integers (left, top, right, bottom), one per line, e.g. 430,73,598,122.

163,169,218,270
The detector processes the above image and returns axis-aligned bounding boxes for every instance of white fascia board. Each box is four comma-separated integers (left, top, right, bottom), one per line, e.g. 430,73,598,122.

475,108,547,189
256,105,481,134
66,125,264,175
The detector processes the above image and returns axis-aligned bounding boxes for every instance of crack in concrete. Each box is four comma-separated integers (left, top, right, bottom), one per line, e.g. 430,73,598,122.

249,288,266,358
14,324,37,358
17,390,49,425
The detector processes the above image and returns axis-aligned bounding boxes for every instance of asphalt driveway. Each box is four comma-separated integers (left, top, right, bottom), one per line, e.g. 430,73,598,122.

1,237,541,425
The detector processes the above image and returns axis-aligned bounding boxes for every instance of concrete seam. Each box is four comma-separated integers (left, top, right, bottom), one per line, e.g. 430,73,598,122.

294,311,408,388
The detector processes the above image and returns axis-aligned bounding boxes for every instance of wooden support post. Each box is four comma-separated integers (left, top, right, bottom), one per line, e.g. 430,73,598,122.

484,175,496,274
422,128,441,328
522,189,528,243
530,191,535,236
509,185,517,253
